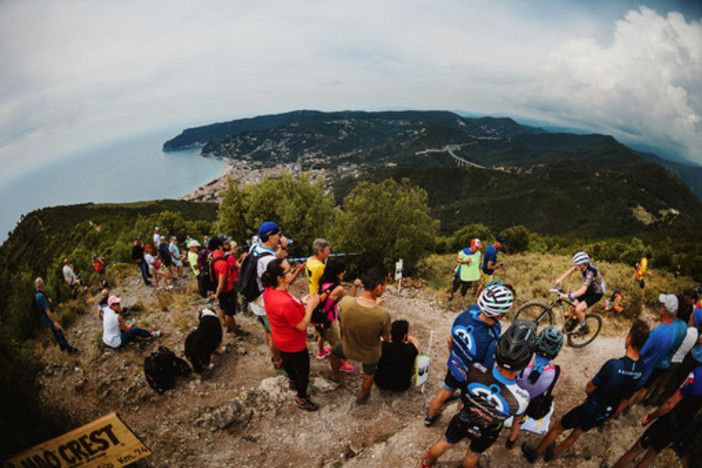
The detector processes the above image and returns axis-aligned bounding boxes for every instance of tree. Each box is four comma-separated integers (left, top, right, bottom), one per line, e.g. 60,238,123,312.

216,174,335,257
331,178,439,272
449,223,493,252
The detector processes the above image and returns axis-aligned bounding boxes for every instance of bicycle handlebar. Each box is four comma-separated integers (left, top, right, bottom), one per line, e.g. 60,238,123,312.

549,287,564,294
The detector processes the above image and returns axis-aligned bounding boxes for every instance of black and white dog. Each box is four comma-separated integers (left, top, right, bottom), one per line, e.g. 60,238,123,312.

184,308,222,374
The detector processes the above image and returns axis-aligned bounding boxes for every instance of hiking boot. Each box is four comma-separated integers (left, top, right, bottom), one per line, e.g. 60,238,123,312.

316,347,332,359
521,442,538,463
424,414,438,427
544,443,555,462
340,362,355,373
294,396,319,412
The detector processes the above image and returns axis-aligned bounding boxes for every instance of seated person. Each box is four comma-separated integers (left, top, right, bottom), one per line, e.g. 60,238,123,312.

102,296,160,348
374,320,420,391
604,290,624,313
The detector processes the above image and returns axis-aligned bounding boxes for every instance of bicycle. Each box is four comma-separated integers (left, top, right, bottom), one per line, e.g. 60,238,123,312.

513,287,603,348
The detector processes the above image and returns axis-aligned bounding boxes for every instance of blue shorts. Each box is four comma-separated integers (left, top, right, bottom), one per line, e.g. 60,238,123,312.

561,400,611,432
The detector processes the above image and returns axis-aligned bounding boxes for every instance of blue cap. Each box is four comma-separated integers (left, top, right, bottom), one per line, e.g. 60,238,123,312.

258,221,280,242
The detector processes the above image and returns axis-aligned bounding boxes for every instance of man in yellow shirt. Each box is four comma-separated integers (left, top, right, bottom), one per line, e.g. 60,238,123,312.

634,253,653,299
306,238,331,295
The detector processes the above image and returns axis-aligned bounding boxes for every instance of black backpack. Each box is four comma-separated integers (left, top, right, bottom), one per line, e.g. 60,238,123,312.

237,249,273,302
311,283,339,330
525,365,560,420
144,346,192,395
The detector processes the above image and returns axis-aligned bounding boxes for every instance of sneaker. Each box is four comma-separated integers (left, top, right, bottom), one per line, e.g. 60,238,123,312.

340,362,355,373
420,451,433,468
544,443,555,462
575,323,589,335
316,347,332,359
521,442,538,463
294,396,319,411
151,330,162,339
424,414,438,427
505,437,516,450
356,393,370,405
271,358,283,369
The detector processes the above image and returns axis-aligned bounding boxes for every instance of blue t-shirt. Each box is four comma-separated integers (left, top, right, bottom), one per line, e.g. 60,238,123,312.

447,306,501,383
481,244,498,275
589,356,644,410
35,291,50,318
656,319,689,370
640,323,676,383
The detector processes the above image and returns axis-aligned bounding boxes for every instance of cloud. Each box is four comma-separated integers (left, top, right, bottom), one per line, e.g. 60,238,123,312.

528,7,702,163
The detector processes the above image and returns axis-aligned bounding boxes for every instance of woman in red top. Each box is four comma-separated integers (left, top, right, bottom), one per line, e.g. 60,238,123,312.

262,258,320,411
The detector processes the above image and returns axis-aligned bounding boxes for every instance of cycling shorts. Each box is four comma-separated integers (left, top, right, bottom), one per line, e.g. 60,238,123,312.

443,369,462,392
561,400,610,432
574,291,603,308
444,412,500,454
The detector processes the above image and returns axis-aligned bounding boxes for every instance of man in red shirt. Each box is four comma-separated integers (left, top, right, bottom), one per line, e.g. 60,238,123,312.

211,235,248,337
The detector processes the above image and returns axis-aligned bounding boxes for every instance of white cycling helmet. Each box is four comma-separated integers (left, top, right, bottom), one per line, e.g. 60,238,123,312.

477,284,514,317
573,251,590,265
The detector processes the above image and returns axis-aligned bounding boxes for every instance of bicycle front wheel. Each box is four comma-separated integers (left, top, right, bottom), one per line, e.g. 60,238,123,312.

567,313,603,348
513,301,554,327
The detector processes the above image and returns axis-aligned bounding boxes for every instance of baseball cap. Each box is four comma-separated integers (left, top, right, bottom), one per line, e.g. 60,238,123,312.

187,240,201,248
658,294,678,314
145,245,152,251
108,296,121,307
495,234,507,244
258,221,280,242
471,238,482,248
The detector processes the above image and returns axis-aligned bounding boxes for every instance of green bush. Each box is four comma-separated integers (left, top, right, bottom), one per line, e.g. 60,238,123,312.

503,225,530,253
449,223,493,252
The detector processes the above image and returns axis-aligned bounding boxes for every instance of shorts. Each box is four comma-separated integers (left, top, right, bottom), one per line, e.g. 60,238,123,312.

444,413,500,454
257,314,272,334
480,271,493,285
640,411,688,452
574,291,603,308
443,369,462,392
219,289,238,316
332,343,377,375
321,321,341,347
561,400,611,432
161,255,172,267
637,278,645,289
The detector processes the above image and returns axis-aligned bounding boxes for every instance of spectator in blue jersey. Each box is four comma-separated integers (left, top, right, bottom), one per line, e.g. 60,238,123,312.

522,320,650,463
448,238,482,301
506,325,564,449
612,359,702,468
33,277,78,354
614,294,680,416
476,235,506,296
420,320,535,468
424,282,515,426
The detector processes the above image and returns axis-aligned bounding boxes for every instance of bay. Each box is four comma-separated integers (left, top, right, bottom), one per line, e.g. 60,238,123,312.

0,130,226,244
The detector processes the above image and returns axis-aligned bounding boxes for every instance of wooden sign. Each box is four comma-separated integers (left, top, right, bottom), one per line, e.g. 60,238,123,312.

3,413,151,468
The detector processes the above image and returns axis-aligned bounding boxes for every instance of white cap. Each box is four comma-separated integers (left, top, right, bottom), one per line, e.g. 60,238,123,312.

658,294,679,314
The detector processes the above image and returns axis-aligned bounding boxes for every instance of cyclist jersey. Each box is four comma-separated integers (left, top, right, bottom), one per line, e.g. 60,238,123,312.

447,307,501,383
457,363,530,434
655,319,688,370
589,356,644,410
582,262,605,295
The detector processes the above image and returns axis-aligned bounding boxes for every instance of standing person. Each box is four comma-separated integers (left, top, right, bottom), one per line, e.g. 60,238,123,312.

448,238,482,301
132,237,151,286
247,222,304,369
91,254,107,288
506,326,563,449
522,320,650,463
554,251,606,334
314,258,357,372
612,361,702,468
634,252,653,299
330,267,392,403
144,245,170,289
62,258,80,298
169,236,184,278
476,235,506,296
203,235,210,249
33,278,78,354
210,235,247,337
224,237,241,287
424,283,515,426
261,258,321,411
306,238,331,295
187,240,204,296
102,296,160,348
157,237,174,282
153,227,161,249
420,321,535,468
374,320,420,391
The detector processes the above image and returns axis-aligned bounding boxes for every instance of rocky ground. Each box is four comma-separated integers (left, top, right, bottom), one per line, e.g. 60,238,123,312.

35,271,686,467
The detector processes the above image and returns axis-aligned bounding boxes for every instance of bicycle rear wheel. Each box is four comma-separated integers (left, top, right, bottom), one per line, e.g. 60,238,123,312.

567,313,602,348
513,301,554,327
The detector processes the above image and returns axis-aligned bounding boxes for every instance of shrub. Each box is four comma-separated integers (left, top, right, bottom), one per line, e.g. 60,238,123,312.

449,224,493,253
503,225,530,253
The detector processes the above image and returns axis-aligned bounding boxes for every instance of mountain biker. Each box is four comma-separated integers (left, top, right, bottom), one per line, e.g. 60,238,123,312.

555,252,605,335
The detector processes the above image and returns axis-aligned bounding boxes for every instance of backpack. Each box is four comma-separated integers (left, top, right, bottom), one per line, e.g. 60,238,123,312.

143,346,192,395
238,249,274,302
311,283,339,330
525,365,560,420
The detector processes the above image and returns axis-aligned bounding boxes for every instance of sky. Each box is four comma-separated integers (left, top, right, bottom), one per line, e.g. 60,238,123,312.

1,0,701,182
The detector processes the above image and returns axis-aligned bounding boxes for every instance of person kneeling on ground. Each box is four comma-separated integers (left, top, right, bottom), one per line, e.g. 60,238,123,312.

261,258,321,411
374,320,420,392
330,267,392,404
420,320,536,468
102,296,160,348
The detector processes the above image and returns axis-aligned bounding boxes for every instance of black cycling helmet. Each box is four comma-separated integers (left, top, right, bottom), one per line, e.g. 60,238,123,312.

208,234,227,251
496,319,536,371
536,325,563,360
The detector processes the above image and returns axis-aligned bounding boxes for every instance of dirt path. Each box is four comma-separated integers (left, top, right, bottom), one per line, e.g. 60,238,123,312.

34,277,684,467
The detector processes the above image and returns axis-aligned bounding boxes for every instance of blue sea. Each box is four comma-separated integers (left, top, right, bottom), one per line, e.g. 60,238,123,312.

0,131,226,244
